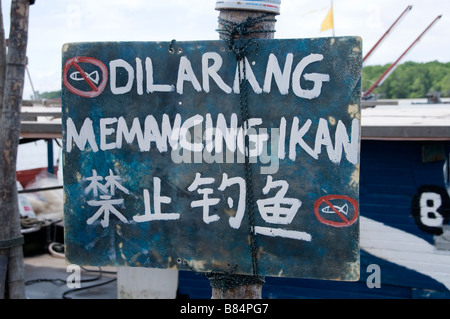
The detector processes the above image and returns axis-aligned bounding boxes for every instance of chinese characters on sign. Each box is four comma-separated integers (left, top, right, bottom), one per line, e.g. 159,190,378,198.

83,169,313,242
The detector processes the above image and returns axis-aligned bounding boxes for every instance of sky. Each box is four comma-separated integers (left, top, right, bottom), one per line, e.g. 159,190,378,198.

1,0,448,99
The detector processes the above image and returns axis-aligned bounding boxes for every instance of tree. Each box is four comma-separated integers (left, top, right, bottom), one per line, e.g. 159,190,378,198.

37,90,61,99
363,61,450,99
0,0,34,299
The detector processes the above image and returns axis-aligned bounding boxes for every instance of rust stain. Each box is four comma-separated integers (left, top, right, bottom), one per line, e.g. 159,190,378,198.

350,164,360,191
328,116,336,126
224,208,236,217
347,104,360,120
3,140,11,166
186,259,207,272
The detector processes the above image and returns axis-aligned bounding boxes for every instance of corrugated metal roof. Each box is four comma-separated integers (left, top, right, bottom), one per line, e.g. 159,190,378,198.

362,104,450,140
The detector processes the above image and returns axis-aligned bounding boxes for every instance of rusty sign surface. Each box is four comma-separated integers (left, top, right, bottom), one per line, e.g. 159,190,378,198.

62,37,361,280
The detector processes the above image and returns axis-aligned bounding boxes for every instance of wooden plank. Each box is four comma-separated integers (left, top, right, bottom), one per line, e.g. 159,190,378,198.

20,120,62,138
361,125,450,141
21,106,61,117
20,106,62,138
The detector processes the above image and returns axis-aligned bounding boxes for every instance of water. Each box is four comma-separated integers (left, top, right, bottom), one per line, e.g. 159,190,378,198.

17,139,63,182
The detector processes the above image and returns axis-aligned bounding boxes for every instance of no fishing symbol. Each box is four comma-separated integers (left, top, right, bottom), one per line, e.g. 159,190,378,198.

63,57,108,98
314,195,359,228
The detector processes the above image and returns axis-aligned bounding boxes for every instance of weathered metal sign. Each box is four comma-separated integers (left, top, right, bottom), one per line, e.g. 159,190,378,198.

62,37,361,280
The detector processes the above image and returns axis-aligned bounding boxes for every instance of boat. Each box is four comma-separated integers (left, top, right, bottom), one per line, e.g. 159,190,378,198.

177,102,450,299
17,100,64,256
411,92,450,105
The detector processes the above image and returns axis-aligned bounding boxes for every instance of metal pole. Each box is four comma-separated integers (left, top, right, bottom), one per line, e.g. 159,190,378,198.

363,5,412,64
212,1,279,299
46,139,54,174
25,66,38,100
331,0,335,37
363,15,442,98
217,10,277,40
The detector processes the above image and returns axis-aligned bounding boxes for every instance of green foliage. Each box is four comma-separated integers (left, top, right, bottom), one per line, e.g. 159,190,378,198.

362,61,450,99
37,90,61,99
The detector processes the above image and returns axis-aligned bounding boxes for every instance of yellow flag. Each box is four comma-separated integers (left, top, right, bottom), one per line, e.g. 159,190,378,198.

321,5,334,32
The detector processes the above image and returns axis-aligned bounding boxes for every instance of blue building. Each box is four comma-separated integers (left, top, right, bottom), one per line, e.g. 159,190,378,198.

178,103,450,299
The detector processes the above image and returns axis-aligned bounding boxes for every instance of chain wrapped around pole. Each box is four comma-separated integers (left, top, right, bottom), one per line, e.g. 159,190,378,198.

202,12,277,298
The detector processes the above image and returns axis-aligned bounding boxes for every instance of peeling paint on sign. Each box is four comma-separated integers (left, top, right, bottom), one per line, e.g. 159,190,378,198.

62,37,361,280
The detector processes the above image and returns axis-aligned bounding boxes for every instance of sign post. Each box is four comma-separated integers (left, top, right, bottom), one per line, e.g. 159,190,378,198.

213,0,279,299
62,1,362,300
